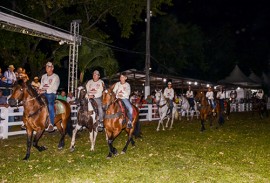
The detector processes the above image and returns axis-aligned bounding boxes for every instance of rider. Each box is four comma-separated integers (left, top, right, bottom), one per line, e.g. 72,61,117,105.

186,85,195,110
216,86,225,111
38,62,60,132
164,81,174,117
85,70,105,132
113,72,133,129
206,87,215,112
255,89,264,100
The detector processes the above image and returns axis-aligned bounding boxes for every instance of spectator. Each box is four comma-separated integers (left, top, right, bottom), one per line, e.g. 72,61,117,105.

31,76,41,90
67,91,76,104
0,89,8,108
15,67,23,79
4,65,16,85
57,90,67,101
146,95,153,104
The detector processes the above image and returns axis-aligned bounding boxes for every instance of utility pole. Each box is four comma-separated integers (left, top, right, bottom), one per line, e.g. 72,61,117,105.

145,0,151,99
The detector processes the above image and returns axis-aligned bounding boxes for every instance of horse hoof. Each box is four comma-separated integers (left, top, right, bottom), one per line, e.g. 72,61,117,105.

156,129,159,132
38,146,47,152
58,146,63,150
121,151,126,155
70,147,75,152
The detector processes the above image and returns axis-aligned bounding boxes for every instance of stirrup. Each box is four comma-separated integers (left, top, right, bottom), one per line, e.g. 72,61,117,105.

127,121,133,129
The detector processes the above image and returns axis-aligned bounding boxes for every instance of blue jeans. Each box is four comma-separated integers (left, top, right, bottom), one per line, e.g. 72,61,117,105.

94,97,103,122
122,99,133,122
45,93,56,125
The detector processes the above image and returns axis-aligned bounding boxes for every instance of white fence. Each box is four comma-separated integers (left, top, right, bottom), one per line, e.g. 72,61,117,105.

1,103,269,139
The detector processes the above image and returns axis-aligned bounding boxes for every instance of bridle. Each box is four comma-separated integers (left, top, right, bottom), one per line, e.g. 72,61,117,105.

155,91,167,108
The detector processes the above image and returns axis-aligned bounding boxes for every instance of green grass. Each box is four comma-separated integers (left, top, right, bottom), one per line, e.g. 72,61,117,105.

1,112,270,183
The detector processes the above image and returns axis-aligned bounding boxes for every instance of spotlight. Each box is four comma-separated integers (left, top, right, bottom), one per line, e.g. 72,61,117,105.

59,40,65,45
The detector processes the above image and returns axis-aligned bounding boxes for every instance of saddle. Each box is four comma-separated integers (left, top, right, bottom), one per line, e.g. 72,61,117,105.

55,100,65,115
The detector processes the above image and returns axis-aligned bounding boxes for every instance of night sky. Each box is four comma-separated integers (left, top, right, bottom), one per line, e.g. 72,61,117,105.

115,0,270,81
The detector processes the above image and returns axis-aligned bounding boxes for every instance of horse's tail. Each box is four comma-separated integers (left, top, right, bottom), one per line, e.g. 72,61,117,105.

66,115,73,137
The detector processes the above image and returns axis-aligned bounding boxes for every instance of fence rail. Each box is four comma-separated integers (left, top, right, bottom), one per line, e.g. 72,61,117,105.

1,102,269,139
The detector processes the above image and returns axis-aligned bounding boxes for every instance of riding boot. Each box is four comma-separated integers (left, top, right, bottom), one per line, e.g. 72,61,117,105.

118,100,127,123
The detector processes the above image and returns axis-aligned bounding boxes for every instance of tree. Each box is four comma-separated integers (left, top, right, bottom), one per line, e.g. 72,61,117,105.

0,0,173,79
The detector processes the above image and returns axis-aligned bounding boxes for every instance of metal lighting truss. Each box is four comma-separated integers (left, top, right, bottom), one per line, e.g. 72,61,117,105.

0,10,81,94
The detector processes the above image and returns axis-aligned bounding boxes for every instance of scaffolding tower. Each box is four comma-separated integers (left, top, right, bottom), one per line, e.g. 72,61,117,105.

68,20,81,96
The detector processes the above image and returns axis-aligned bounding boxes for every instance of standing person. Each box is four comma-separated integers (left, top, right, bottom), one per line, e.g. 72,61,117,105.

113,72,133,128
206,87,215,111
186,85,195,110
164,81,174,116
38,62,60,132
85,70,105,132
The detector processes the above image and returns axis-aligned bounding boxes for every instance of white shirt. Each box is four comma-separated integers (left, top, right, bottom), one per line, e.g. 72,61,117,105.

85,79,104,98
39,73,60,94
4,70,16,84
216,91,225,99
206,91,214,100
113,82,131,99
164,87,174,100
186,90,194,98
31,81,41,88
67,96,76,103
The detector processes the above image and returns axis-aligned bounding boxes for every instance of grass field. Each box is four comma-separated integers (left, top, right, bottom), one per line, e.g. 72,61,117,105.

0,112,270,183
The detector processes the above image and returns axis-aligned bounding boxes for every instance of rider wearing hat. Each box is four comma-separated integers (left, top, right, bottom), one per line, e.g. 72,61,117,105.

85,70,105,132
164,81,174,116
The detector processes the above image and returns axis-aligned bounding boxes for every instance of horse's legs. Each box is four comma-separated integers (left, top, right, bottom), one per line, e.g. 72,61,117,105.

33,130,47,152
89,127,98,151
70,124,80,152
106,131,119,158
200,118,206,132
169,116,174,130
165,117,170,128
23,130,33,160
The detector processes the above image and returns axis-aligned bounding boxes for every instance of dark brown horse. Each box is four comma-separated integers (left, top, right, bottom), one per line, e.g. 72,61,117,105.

70,86,98,152
8,79,72,160
102,87,139,158
195,89,221,132
250,97,268,118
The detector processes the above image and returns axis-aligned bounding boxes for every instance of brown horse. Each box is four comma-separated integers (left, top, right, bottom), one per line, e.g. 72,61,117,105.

102,87,139,158
8,79,72,160
195,89,220,132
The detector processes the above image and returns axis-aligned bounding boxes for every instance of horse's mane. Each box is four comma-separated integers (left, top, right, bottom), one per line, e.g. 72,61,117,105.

17,79,45,106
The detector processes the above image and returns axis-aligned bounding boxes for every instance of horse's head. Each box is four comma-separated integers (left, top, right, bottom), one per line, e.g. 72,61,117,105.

194,90,205,103
102,88,116,111
154,89,163,104
76,86,87,103
8,79,27,106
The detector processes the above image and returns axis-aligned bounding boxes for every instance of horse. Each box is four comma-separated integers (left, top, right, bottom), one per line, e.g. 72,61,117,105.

70,86,98,152
250,97,268,119
102,87,139,158
178,95,199,121
194,89,221,132
154,89,177,131
8,79,72,160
